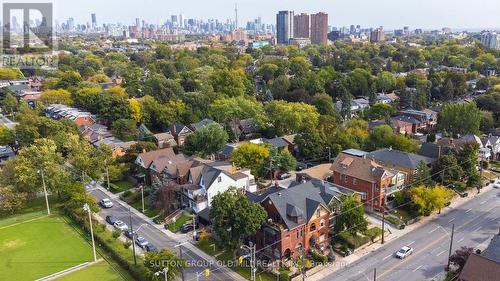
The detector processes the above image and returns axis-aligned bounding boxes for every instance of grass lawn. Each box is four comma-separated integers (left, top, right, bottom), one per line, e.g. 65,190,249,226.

0,215,95,281
110,181,135,194
196,237,221,256
0,196,59,228
167,215,192,233
56,260,124,281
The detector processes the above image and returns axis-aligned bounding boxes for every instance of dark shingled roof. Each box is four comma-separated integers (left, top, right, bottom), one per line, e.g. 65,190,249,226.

265,137,288,148
368,148,436,170
262,179,354,230
458,253,500,281
483,235,500,263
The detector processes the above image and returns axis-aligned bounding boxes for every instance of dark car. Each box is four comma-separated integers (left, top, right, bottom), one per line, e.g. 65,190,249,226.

144,243,157,252
105,215,119,225
124,230,137,239
180,222,199,233
296,162,308,171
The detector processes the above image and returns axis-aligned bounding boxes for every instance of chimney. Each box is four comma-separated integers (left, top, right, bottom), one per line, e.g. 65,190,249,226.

142,148,146,153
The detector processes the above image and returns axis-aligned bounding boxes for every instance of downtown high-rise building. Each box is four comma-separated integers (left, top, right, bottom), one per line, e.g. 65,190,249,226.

276,10,294,44
481,32,500,50
91,13,96,28
310,12,328,44
293,13,310,39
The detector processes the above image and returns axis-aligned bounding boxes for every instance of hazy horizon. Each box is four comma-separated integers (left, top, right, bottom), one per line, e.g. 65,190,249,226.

52,0,500,30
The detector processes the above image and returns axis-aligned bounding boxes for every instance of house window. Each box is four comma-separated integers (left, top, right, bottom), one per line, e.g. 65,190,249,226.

320,219,325,228
319,234,325,243
310,223,316,232
344,175,348,183
353,178,357,185
217,176,221,183
360,192,367,200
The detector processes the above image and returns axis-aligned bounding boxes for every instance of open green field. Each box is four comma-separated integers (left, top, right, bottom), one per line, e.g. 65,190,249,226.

56,260,123,281
0,214,96,281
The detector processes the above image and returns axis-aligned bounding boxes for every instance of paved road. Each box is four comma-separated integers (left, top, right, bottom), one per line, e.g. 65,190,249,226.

318,186,500,281
88,186,243,281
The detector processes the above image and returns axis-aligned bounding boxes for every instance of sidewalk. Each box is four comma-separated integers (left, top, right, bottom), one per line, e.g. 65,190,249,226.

308,183,496,281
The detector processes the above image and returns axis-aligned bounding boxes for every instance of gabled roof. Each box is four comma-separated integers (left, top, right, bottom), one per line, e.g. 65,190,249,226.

262,179,353,230
189,118,218,131
331,153,390,183
458,253,500,281
136,148,176,169
368,148,436,170
154,132,175,141
483,235,500,263
170,123,193,135
265,137,288,148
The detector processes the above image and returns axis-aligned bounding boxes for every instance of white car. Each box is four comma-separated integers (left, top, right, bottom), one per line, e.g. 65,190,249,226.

100,198,113,208
396,246,414,259
135,236,149,248
113,220,128,231
493,181,500,189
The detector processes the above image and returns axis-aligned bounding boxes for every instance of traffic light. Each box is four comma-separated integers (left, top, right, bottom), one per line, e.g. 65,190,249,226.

204,268,210,278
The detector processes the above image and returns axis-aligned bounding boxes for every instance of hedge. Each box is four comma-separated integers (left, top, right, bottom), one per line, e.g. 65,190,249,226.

337,231,371,249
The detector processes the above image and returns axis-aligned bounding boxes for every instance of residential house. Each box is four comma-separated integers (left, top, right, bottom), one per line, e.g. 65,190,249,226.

217,137,293,161
138,124,153,141
367,148,436,182
135,148,177,184
458,233,500,281
154,132,177,149
375,93,393,104
180,161,257,213
335,98,370,117
169,123,193,146
45,104,95,127
0,114,18,130
296,163,333,182
94,137,136,158
281,134,297,155
0,145,15,165
80,124,113,144
330,152,406,211
228,118,260,140
188,118,220,132
390,115,423,135
252,179,355,261
482,135,500,161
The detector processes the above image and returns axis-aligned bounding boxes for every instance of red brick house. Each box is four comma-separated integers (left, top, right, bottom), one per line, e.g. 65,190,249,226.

249,180,355,261
330,153,405,211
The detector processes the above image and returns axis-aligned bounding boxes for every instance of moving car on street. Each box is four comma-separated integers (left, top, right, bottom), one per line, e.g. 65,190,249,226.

105,215,119,225
396,246,414,259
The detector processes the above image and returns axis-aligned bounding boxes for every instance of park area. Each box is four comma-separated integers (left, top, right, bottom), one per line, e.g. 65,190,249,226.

0,198,126,281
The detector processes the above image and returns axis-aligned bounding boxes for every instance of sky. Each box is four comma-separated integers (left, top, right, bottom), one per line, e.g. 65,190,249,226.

52,0,500,30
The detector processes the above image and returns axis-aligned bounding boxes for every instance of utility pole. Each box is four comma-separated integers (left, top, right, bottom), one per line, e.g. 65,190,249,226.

176,242,186,281
39,169,50,215
192,214,197,241
105,159,110,191
241,242,256,281
441,169,445,185
83,203,97,262
373,268,377,281
326,146,331,163
447,224,455,271
381,212,385,244
129,208,137,265
141,186,145,213
478,156,484,194
253,243,256,281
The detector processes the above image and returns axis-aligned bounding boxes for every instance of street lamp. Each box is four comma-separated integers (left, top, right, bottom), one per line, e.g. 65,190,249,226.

83,203,97,262
140,185,145,213
241,242,256,281
155,267,169,281
175,242,188,281
104,159,110,191
37,168,50,215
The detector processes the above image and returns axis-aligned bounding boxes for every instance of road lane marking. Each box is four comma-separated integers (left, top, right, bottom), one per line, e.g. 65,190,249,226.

408,240,415,246
448,218,455,223
378,204,499,280
465,208,472,213
412,265,423,272
429,227,438,233
383,254,392,260
436,250,446,256
457,237,464,243
475,226,482,231
480,200,487,205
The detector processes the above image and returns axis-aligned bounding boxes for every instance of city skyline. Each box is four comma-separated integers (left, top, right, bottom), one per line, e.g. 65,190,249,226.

52,0,500,30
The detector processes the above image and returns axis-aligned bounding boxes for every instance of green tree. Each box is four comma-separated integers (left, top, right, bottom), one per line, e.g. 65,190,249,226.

210,188,267,254
410,185,454,216
312,93,338,117
295,127,326,159
211,68,247,97
0,124,15,146
182,123,228,158
267,147,297,174
144,249,186,281
333,195,368,237
265,100,319,135
111,119,139,141
364,103,395,121
375,71,396,93
414,161,432,186
230,142,270,177
0,185,27,214
2,93,18,115
437,103,481,137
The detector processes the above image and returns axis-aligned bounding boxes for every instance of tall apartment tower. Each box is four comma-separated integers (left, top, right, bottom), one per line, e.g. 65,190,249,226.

293,13,310,39
276,11,294,44
481,32,500,50
310,12,328,44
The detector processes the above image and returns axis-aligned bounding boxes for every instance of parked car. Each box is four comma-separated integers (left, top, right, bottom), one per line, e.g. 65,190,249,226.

113,220,128,231
296,162,308,171
180,222,199,233
278,172,291,180
99,198,113,208
396,246,414,259
144,243,157,252
124,230,137,239
105,215,119,225
493,181,500,189
135,236,149,248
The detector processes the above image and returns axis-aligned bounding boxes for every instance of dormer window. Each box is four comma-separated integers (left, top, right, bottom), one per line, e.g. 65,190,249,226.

217,176,221,183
